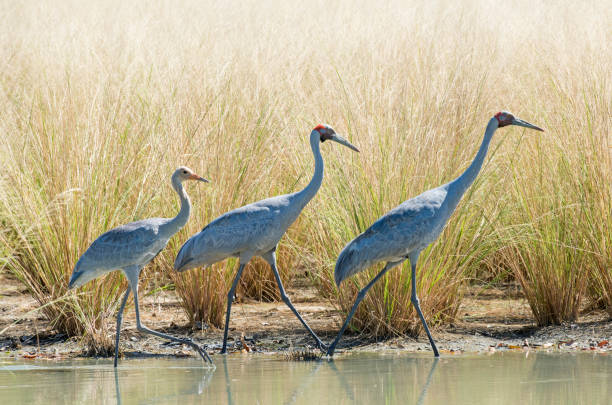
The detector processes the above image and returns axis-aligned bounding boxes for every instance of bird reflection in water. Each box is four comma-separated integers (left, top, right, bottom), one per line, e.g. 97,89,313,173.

114,364,215,405
219,356,439,405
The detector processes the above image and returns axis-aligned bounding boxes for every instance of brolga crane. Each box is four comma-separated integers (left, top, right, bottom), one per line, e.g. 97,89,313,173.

69,167,213,366
327,112,544,357
174,124,359,353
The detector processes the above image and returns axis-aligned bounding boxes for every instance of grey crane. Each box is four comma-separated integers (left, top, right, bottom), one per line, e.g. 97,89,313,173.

69,166,213,366
327,112,544,357
174,124,359,353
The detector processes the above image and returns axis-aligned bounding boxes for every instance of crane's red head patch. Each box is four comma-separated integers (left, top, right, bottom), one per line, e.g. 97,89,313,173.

314,124,334,141
494,111,514,127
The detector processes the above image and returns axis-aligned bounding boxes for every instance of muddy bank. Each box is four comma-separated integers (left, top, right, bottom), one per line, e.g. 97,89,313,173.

1,275,610,360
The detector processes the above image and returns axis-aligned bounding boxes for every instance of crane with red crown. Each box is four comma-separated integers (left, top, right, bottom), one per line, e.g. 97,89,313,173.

175,124,359,353
327,112,543,357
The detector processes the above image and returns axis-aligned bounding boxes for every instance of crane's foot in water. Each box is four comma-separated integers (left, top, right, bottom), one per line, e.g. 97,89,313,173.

177,337,214,366
325,342,339,358
190,342,214,366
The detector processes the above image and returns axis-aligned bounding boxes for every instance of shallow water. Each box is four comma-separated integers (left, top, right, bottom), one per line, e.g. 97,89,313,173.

1,352,610,404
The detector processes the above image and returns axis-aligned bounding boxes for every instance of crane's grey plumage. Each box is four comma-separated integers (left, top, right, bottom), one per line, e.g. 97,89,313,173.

69,166,213,367
70,218,172,286
327,112,544,357
174,124,359,353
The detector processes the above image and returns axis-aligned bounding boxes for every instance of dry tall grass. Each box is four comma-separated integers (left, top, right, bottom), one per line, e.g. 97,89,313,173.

0,0,609,347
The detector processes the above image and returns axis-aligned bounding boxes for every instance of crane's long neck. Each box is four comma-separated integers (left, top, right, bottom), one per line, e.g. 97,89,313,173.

446,118,498,208
163,176,191,236
294,132,324,209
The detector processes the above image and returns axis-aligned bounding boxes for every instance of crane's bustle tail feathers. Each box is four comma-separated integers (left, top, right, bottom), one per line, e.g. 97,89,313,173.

334,244,369,286
68,268,102,289
173,236,209,272
174,240,193,272
175,257,196,272
68,271,81,289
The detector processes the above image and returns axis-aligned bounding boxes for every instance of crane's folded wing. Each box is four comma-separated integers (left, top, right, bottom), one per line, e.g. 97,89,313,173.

74,218,170,274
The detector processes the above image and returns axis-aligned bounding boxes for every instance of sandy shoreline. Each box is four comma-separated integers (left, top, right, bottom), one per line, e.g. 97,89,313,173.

1,275,610,360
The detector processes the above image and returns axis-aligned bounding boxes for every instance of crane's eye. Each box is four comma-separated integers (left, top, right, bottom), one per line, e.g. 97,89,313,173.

320,130,334,142
182,170,188,174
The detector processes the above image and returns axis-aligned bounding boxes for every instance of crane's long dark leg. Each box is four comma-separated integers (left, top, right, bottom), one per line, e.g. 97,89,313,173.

221,263,246,354
326,261,400,357
124,267,214,365
410,260,440,357
263,249,326,352
114,287,131,368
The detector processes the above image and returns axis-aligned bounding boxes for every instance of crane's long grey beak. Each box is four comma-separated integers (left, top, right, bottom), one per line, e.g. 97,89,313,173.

330,134,360,152
190,174,210,182
512,117,544,132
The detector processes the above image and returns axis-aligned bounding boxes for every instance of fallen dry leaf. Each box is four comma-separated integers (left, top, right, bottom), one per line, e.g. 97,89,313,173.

174,350,190,357
597,340,609,348
241,333,251,352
